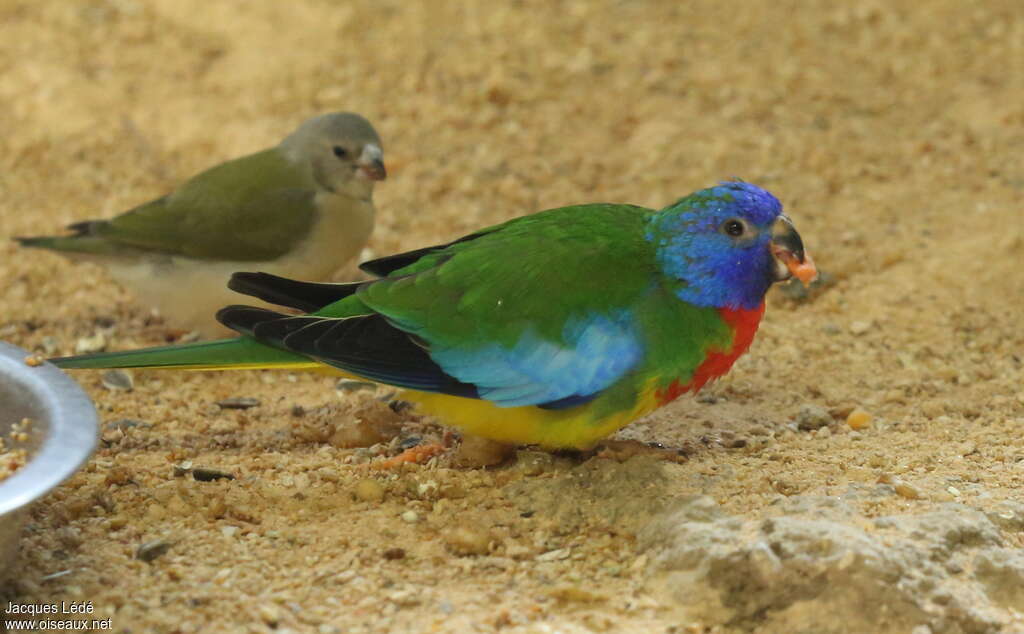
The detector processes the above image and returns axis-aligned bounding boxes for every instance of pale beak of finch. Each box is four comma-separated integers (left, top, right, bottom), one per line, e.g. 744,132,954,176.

357,144,387,181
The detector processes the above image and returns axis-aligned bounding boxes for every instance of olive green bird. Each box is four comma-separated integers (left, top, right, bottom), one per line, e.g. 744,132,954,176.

16,112,386,337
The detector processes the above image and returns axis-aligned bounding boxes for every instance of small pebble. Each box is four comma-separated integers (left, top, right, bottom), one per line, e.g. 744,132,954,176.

258,604,281,627
39,336,59,355
849,320,873,335
401,510,419,523
75,332,107,354
192,467,235,482
894,481,925,500
354,479,386,503
335,379,377,392
383,547,406,560
830,404,856,419
796,404,832,431
101,369,134,391
536,547,572,562
545,585,607,604
388,400,414,415
136,539,172,563
515,451,557,476
329,419,395,449
846,409,873,430
444,527,490,556
216,397,260,410
104,419,147,433
453,435,514,468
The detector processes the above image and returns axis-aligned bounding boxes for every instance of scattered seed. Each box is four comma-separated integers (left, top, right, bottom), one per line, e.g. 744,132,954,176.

257,604,281,627
846,409,873,430
388,589,421,607
216,397,260,410
177,331,201,343
401,510,419,523
445,527,491,556
101,369,134,391
849,320,873,336
353,479,385,503
136,539,172,563
192,467,235,482
536,547,571,562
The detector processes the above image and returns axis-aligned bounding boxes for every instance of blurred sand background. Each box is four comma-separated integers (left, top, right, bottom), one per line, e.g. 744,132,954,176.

0,1,1022,632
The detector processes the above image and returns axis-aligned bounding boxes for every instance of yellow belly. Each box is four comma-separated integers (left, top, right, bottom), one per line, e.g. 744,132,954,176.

402,382,663,450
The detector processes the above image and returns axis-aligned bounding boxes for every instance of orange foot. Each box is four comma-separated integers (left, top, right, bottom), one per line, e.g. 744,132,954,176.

365,443,447,470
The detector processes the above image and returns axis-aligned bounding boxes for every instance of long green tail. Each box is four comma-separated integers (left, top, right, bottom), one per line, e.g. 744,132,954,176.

14,234,127,257
50,337,319,371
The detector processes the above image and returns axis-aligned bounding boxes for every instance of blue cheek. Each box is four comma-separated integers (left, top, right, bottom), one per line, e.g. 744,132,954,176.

668,235,773,309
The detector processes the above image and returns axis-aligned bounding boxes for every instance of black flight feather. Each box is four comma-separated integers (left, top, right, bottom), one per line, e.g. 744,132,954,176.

228,272,363,312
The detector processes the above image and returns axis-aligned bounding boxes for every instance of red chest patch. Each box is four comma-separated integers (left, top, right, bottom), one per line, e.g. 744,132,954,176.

655,301,766,406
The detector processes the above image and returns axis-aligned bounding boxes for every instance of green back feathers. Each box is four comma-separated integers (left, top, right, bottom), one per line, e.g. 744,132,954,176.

20,149,320,262
358,203,656,348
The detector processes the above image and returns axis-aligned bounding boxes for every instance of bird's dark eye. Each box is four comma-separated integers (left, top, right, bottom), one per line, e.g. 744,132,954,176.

722,219,745,237
332,146,349,159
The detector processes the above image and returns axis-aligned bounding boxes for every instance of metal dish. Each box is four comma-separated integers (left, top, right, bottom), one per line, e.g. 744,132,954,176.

0,341,98,580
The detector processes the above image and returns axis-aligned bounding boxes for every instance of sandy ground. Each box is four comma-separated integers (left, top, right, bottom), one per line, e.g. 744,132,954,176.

1,1,1023,632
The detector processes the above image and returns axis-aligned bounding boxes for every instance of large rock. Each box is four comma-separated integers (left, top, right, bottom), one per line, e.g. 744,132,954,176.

640,493,1024,633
